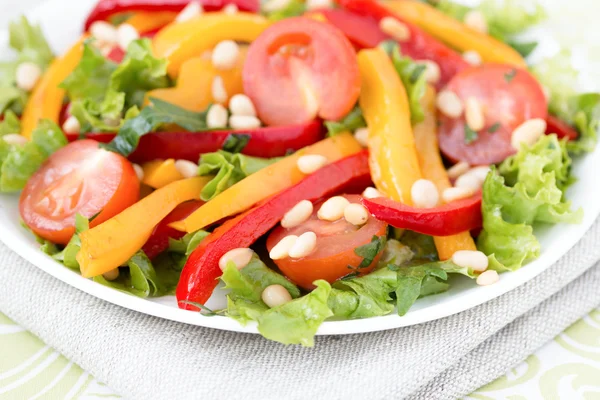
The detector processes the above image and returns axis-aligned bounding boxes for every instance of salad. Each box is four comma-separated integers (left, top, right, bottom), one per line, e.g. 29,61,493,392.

1,0,598,346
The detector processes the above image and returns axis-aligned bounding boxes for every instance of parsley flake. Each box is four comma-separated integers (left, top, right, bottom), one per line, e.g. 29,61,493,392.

222,133,250,153
487,122,501,133
504,69,517,83
464,125,479,144
345,235,387,277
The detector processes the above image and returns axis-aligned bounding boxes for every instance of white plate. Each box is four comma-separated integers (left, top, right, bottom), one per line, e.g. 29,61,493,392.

1,0,599,336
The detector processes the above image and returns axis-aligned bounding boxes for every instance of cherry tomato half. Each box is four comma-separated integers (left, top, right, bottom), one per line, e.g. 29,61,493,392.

266,194,387,290
438,64,547,165
243,17,360,126
20,140,140,245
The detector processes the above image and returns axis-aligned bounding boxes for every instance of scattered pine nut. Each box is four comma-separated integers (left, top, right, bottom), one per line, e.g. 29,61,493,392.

511,118,547,150
464,10,488,34
229,94,257,117
15,62,42,92
362,187,383,199
261,284,292,308
297,154,328,174
176,1,203,22
132,163,144,181
442,187,475,203
411,179,439,208
379,17,411,42
174,160,198,178
212,40,240,70
465,97,485,131
229,115,261,130
288,231,317,258
90,21,118,43
281,200,313,228
436,90,464,118
223,3,239,14
344,203,369,226
452,250,489,272
446,161,470,180
354,127,369,147
318,196,350,221
476,270,499,286
206,104,228,128
2,134,28,146
218,248,254,271
463,50,482,66
103,268,120,281
116,24,139,51
211,76,228,104
62,116,81,134
269,235,299,260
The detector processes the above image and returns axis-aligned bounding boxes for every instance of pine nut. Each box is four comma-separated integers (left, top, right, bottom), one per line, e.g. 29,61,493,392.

419,60,441,84
90,21,118,44
269,235,299,260
206,104,228,128
223,3,239,14
132,163,144,181
176,1,203,22
218,248,254,271
362,187,382,199
212,40,240,71
261,284,292,308
2,134,28,146
476,270,499,286
229,115,261,130
229,94,256,117
15,62,42,92
102,268,120,281
354,127,369,147
436,90,464,118
469,166,491,181
511,118,547,150
297,154,327,174
318,196,350,221
281,200,313,228
452,250,488,272
379,17,411,42
262,0,292,13
117,24,139,51
306,0,333,10
446,161,470,179
464,10,488,34
288,231,317,258
62,116,80,134
411,179,439,208
174,159,198,178
344,203,369,226
465,97,485,131
442,187,475,203
463,50,482,66
211,76,228,104
455,166,490,191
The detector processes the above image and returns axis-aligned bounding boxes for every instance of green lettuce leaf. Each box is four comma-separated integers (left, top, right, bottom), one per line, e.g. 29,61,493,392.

168,230,210,256
9,16,54,68
257,280,332,347
52,214,89,269
324,105,367,137
102,98,210,156
198,150,280,201
265,0,306,21
0,111,21,136
394,265,448,316
380,41,427,124
0,120,67,192
560,94,600,154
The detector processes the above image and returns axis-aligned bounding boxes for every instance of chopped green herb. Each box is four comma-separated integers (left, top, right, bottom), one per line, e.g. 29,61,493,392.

464,125,479,144
507,40,538,57
179,301,223,317
504,69,517,83
488,122,501,133
222,133,251,153
347,235,387,275
324,105,366,137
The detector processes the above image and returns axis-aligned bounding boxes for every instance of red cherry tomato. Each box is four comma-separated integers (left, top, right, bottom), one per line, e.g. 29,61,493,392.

438,64,548,165
243,17,360,126
20,140,140,245
266,194,387,290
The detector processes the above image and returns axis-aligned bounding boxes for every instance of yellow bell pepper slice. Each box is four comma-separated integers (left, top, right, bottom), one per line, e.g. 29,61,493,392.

153,12,270,77
358,48,421,205
173,133,363,233
77,177,210,278
413,86,477,260
146,47,247,112
127,11,178,34
141,159,184,189
21,36,87,138
384,1,526,68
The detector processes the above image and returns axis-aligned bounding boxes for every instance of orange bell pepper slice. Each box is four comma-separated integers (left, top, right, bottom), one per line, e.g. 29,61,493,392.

172,133,363,233
146,47,247,112
152,12,269,77
77,177,210,278
126,11,178,34
384,0,526,68
357,48,421,205
141,159,184,189
413,86,476,260
21,36,87,138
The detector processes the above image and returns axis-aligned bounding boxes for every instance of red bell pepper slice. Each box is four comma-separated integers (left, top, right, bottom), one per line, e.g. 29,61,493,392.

176,150,372,309
362,193,483,237
84,0,260,31
546,115,579,141
336,0,468,87
142,200,204,259
66,120,324,161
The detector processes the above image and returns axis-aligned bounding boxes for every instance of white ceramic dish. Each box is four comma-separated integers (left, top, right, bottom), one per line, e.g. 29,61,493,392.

1,0,599,336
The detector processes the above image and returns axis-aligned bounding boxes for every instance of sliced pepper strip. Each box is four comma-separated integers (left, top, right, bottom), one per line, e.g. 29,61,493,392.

83,0,260,31
21,36,87,138
172,133,363,232
545,115,579,141
126,11,179,34
152,12,270,77
176,150,371,308
413,86,477,260
362,193,483,237
338,0,468,87
141,159,184,189
358,48,421,204
77,177,210,278
384,0,527,68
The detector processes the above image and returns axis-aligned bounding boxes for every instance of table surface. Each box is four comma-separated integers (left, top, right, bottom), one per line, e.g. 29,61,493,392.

2,0,600,398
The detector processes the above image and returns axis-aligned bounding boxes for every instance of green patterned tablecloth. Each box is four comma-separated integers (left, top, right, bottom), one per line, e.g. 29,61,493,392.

2,309,600,399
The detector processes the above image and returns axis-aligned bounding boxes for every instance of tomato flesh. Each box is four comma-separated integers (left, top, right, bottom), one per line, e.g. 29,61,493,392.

20,140,140,245
243,17,360,126
438,64,548,165
266,194,387,290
